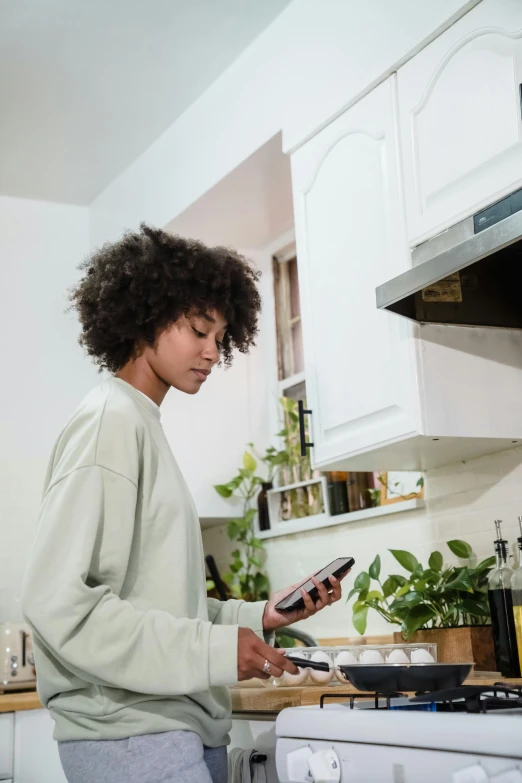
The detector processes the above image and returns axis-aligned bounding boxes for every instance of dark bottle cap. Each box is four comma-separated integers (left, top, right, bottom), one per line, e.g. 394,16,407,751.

494,519,508,560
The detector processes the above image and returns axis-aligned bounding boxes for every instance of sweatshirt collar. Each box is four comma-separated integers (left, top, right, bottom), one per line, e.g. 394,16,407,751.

110,377,162,421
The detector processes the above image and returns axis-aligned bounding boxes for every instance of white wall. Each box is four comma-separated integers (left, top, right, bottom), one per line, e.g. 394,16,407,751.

165,240,282,520
89,0,479,247
0,196,96,620
202,444,522,641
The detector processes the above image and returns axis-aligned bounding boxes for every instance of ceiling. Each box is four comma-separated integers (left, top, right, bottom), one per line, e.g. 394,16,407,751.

166,132,293,251
0,0,292,205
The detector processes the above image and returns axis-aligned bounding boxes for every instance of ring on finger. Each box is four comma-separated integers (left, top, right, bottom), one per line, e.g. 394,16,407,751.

263,659,271,676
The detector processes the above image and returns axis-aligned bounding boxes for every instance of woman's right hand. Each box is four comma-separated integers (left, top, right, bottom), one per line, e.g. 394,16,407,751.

237,627,299,681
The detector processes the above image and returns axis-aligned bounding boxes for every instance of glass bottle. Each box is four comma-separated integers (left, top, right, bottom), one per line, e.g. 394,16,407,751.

326,472,349,516
488,520,520,677
257,482,273,531
511,517,522,673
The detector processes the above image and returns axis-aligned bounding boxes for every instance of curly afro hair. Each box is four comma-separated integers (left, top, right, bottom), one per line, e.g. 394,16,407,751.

69,224,261,373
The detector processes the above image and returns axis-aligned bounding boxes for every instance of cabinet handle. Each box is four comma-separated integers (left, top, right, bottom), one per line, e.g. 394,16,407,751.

298,400,314,457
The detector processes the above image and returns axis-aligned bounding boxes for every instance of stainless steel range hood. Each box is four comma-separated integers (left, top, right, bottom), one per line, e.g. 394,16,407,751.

376,187,522,328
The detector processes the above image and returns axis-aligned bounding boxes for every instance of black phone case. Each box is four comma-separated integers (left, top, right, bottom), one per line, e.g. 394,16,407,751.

275,557,355,613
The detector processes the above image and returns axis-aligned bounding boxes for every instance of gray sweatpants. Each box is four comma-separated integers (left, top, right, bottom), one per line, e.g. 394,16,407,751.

58,730,228,783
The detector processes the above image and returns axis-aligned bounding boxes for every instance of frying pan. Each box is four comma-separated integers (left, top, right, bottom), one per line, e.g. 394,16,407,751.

286,655,472,692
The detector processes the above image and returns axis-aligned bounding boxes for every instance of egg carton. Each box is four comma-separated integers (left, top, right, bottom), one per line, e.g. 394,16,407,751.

271,642,437,687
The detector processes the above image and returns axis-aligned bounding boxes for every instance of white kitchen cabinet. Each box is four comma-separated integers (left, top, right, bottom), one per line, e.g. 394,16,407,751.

13,710,66,783
291,76,420,470
0,713,13,781
292,71,522,471
398,0,522,246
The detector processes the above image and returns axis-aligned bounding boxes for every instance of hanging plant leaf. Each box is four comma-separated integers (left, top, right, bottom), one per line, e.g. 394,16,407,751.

346,587,360,601
461,597,489,616
402,604,436,637
353,606,369,635
244,508,257,524
243,452,257,472
475,556,496,572
214,484,233,498
389,550,419,573
227,521,240,539
366,590,384,602
369,555,381,580
447,540,472,559
428,551,443,571
382,576,399,597
354,571,370,591
389,574,408,586
403,590,424,607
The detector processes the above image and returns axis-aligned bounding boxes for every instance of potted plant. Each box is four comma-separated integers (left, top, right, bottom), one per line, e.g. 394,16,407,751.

349,540,497,670
213,450,270,602
212,449,297,648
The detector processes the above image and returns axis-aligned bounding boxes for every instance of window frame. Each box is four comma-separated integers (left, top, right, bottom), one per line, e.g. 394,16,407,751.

272,239,305,399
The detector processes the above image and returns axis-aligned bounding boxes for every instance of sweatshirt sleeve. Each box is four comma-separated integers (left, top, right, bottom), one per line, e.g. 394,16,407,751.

207,598,275,647
22,465,239,695
207,597,266,637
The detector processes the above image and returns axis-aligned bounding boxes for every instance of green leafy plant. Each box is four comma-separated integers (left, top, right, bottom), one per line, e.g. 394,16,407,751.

214,451,270,602
349,540,495,639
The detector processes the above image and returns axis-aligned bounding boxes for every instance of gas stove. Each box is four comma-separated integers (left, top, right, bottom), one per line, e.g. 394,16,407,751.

275,685,522,782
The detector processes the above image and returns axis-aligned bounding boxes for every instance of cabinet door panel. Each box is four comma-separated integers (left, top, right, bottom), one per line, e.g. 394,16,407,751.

292,77,419,468
399,0,522,244
0,713,13,780
14,710,67,783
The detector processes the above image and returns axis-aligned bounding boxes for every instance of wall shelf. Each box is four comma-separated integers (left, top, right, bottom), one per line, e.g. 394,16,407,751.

256,498,425,539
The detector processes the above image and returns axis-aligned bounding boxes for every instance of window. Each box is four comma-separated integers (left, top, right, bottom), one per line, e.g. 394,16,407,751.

273,242,306,401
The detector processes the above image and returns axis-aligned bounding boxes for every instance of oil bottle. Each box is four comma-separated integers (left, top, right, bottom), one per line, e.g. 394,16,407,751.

487,520,520,677
511,517,522,673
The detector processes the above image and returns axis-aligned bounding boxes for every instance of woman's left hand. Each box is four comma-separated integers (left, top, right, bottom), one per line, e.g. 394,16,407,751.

262,571,350,632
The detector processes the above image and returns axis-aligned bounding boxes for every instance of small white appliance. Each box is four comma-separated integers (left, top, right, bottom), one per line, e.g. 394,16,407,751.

0,622,36,691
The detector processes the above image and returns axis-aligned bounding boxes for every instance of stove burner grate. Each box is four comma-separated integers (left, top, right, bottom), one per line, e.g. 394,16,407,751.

319,683,522,713
319,692,406,710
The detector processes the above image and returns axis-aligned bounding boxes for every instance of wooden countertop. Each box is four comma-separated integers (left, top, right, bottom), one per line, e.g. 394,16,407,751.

0,690,42,713
4,677,522,716
231,674,522,714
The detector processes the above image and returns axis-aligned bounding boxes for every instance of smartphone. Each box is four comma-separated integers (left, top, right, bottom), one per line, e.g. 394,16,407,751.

274,557,355,613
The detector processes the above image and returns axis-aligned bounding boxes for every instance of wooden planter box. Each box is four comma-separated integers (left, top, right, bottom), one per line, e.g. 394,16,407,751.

393,626,496,671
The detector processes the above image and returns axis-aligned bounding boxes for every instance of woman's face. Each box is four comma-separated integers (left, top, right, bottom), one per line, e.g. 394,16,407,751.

146,309,228,395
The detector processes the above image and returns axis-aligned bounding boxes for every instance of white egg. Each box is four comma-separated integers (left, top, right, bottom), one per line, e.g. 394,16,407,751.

334,650,358,682
359,649,385,664
335,650,358,666
386,648,410,664
411,648,435,663
281,667,309,686
309,651,334,684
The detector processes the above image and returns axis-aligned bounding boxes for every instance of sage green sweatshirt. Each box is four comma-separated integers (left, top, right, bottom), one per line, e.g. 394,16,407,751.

22,378,266,744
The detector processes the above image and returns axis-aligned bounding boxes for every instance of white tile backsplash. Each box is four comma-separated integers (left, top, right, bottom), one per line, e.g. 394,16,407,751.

202,445,522,641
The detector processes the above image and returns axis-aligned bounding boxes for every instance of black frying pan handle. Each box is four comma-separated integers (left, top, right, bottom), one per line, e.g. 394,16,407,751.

286,655,330,672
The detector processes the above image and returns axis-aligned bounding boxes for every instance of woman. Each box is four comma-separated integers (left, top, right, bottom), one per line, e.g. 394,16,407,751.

22,225,346,783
